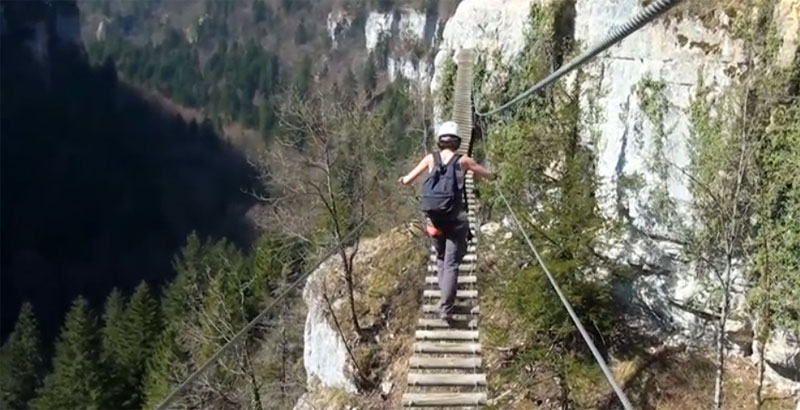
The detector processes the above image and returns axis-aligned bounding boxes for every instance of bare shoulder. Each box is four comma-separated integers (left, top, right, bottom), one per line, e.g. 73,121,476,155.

459,155,475,165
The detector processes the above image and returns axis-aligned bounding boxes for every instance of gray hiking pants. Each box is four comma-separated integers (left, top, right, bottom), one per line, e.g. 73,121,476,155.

432,219,469,314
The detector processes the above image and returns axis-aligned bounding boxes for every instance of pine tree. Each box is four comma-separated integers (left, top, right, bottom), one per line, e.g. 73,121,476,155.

294,18,309,45
141,327,190,409
142,234,209,407
31,297,107,410
118,282,162,409
258,103,275,140
0,303,44,410
361,57,377,94
163,233,205,321
100,289,128,407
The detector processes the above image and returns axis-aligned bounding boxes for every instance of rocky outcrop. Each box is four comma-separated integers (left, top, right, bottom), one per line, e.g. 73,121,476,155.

363,9,436,87
299,257,359,397
431,0,542,96
754,330,800,394
327,9,352,49
775,0,800,68
293,228,425,409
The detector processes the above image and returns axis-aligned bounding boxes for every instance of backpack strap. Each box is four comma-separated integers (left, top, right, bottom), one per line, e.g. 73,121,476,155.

432,151,445,172
457,155,469,214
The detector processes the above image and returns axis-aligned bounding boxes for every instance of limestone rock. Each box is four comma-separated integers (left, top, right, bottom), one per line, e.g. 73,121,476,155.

753,330,800,394
327,10,352,49
300,258,358,394
365,9,434,87
775,0,800,68
480,222,502,236
431,0,540,101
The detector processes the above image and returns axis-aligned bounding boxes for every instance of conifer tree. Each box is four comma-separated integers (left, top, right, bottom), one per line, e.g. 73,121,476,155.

31,297,107,410
100,289,128,407
141,326,190,409
0,303,44,410
142,234,208,408
118,282,162,408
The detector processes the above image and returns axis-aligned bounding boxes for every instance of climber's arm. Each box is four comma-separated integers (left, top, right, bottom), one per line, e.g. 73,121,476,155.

399,154,432,185
460,156,495,180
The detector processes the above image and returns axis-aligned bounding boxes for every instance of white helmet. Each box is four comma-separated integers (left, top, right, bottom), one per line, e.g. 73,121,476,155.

436,121,460,143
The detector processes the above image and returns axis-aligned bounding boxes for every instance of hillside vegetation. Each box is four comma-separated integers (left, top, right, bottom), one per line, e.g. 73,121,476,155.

471,1,799,409
1,0,430,409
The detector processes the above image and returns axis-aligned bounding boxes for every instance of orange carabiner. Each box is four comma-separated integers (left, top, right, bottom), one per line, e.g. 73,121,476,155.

425,224,443,237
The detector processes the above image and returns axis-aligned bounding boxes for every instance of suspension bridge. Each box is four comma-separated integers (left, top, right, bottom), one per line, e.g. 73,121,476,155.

154,0,684,408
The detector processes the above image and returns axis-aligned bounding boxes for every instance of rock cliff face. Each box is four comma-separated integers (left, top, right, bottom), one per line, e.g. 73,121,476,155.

577,1,749,339
572,0,799,391
431,0,541,96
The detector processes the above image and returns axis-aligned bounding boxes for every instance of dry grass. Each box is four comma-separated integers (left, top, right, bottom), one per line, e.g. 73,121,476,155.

616,351,796,410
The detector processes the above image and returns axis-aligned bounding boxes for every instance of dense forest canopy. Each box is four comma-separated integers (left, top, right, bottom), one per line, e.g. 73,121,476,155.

0,0,259,341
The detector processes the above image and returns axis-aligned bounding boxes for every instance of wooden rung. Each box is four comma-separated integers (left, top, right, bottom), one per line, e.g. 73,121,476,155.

423,289,478,299
431,246,477,253
427,264,475,273
409,356,481,368
425,275,477,285
407,373,486,386
429,254,477,262
417,318,478,328
414,342,481,354
416,329,479,340
402,392,487,407
422,305,479,314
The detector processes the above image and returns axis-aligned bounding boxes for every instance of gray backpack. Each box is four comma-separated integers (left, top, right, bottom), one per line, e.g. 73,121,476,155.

420,152,463,225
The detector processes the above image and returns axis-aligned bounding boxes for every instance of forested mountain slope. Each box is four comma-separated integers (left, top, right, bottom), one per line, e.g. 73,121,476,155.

0,0,259,342
77,0,454,142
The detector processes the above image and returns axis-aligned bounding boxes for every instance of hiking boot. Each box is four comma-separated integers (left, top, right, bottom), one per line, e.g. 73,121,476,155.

439,311,452,323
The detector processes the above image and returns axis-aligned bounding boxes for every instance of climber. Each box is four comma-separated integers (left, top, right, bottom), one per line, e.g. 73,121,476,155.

398,121,495,321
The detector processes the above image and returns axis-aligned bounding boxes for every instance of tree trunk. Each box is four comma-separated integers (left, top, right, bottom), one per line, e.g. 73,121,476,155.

756,234,772,408
245,350,264,410
339,246,361,332
756,328,767,408
714,261,732,410
280,310,287,406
